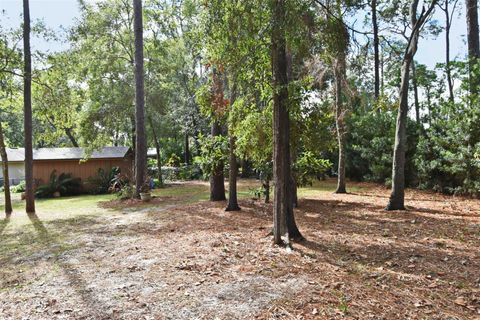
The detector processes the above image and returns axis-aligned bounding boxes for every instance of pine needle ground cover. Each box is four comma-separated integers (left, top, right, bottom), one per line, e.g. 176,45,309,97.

0,179,478,319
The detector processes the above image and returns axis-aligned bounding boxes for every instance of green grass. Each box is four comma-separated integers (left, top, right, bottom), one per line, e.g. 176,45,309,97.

298,179,364,197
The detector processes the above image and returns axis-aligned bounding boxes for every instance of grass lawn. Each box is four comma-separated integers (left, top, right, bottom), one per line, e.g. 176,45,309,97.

0,179,478,319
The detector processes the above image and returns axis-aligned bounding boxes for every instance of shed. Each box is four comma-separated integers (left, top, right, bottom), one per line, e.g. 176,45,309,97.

0,147,133,187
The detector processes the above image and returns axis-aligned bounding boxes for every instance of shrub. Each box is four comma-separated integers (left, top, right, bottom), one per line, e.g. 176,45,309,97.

194,135,229,180
35,170,82,198
116,184,134,200
11,180,26,193
346,110,419,185
293,151,332,187
166,153,182,167
86,167,120,195
161,164,202,181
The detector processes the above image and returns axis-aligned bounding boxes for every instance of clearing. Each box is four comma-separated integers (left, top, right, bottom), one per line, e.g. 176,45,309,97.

0,179,479,319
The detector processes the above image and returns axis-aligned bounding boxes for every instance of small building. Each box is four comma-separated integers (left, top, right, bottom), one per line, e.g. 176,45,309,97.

0,147,133,188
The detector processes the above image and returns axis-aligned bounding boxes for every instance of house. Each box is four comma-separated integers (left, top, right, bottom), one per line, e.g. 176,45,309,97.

0,147,133,187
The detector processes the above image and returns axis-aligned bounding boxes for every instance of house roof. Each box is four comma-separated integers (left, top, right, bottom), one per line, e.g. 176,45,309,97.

147,148,157,157
3,147,131,162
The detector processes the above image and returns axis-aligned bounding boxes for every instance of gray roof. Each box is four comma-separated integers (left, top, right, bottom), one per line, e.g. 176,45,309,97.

3,147,131,162
147,148,157,157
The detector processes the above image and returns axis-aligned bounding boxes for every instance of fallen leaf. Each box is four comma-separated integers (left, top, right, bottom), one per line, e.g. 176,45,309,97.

454,297,467,307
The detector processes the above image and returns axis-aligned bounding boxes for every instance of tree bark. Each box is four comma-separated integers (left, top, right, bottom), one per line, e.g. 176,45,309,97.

372,0,380,100
263,180,270,203
133,0,147,198
23,0,35,214
225,135,240,211
387,0,436,210
65,127,79,147
226,82,240,211
444,0,455,102
466,0,480,95
210,120,226,201
0,122,12,216
271,0,303,245
130,115,136,156
184,133,190,165
411,62,420,124
334,54,347,194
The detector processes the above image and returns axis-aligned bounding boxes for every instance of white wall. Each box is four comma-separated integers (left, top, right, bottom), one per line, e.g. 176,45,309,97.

0,162,25,185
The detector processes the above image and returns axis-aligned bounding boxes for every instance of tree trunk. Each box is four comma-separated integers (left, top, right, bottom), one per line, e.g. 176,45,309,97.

263,180,270,203
380,49,385,94
148,117,163,187
334,54,347,194
130,115,136,155
466,0,480,95
23,0,35,214
411,62,420,124
372,0,380,100
240,159,251,178
445,0,455,102
225,135,240,211
271,0,303,245
387,57,410,210
133,0,147,198
226,82,240,211
272,0,289,245
184,133,190,165
0,122,12,216
387,0,432,210
210,120,226,201
65,128,79,147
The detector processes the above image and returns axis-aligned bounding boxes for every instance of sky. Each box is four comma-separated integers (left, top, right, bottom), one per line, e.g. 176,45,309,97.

0,0,472,69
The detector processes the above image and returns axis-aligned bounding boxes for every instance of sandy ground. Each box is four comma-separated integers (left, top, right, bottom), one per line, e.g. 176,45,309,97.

0,180,479,319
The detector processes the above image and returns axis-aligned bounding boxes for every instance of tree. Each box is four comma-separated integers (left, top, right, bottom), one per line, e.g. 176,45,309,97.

439,0,459,102
32,53,81,147
334,51,348,194
0,121,12,216
209,68,227,201
133,0,147,197
209,120,226,201
387,0,437,210
372,0,381,100
23,0,35,214
225,83,240,211
466,0,480,95
271,0,302,245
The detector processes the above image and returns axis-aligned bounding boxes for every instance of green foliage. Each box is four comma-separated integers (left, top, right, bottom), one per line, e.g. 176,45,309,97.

35,171,82,198
166,153,182,167
194,134,229,179
161,165,202,181
346,110,419,185
294,152,332,187
11,180,26,193
116,184,134,200
86,167,120,195
415,96,480,195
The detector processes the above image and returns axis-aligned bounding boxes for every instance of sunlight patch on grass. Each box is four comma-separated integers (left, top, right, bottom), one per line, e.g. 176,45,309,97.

299,180,364,197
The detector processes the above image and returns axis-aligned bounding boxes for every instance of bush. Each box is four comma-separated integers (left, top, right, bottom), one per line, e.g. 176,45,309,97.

35,171,82,198
11,180,26,193
166,153,182,167
294,151,332,187
116,184,134,200
194,135,229,180
415,97,480,195
86,167,120,195
346,110,419,186
161,164,202,181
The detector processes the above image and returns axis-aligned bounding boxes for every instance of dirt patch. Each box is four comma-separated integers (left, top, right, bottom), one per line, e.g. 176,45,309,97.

0,181,479,319
98,196,177,210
